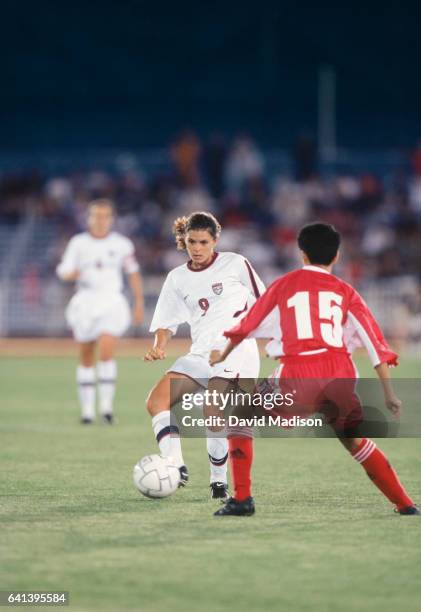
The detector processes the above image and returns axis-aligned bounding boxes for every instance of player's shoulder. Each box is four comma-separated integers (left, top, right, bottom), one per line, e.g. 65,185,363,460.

333,276,362,301
270,268,299,286
292,266,347,284
108,231,133,248
333,275,356,291
167,251,246,280
164,262,187,285
218,251,244,261
266,267,326,291
283,268,302,280
300,267,357,295
326,272,357,295
66,232,89,247
217,251,247,265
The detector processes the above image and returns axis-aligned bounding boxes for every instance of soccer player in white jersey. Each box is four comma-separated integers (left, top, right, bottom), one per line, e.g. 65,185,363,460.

56,199,144,424
144,211,264,499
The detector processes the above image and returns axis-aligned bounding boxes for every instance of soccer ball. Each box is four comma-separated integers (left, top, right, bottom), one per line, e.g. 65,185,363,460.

133,454,180,498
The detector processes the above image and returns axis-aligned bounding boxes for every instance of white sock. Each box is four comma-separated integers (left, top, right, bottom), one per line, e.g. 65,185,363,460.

77,366,96,420
97,360,117,416
206,433,228,484
151,410,184,467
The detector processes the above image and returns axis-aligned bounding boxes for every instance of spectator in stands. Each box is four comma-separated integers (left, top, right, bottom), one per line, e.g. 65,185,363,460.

170,130,202,188
225,135,264,192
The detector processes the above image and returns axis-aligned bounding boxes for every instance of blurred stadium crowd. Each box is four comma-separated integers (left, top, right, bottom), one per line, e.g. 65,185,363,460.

1,132,421,345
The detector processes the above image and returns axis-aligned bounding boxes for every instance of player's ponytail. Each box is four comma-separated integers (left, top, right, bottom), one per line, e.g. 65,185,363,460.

172,212,221,251
173,216,189,250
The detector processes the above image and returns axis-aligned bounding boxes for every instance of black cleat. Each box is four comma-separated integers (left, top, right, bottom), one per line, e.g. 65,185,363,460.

214,496,255,516
178,465,189,487
102,413,114,424
81,417,93,425
210,482,229,501
395,505,420,515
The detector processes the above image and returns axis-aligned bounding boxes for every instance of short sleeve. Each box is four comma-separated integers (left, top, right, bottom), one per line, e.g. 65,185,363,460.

224,277,281,345
236,256,266,300
56,236,79,279
122,239,140,274
149,273,190,335
347,288,398,367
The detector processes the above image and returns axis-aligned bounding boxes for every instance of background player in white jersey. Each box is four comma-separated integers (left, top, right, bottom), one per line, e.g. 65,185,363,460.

143,211,264,498
56,199,144,424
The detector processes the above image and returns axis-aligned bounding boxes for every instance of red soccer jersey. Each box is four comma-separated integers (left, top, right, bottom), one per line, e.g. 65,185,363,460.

224,265,398,367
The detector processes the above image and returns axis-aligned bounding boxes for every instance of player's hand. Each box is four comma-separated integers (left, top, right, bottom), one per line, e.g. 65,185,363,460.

143,347,166,361
385,394,401,418
132,303,144,325
209,350,223,366
61,270,80,282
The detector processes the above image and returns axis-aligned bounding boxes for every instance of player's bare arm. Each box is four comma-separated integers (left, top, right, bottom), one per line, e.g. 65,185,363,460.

375,362,402,417
144,328,172,361
209,340,235,366
128,271,144,325
57,269,80,282
56,236,80,282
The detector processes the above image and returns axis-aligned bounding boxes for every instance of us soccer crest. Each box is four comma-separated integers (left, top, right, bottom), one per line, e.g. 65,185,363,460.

212,282,223,295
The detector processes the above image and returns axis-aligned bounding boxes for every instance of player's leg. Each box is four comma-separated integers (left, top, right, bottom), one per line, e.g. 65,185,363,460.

156,353,214,488
324,366,418,515
213,340,260,512
77,341,97,423
97,333,118,423
66,292,98,423
146,372,200,482
214,424,255,516
338,436,418,514
205,376,232,499
212,389,257,514
95,295,131,423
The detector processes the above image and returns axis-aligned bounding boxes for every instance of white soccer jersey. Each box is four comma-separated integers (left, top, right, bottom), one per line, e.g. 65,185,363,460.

150,252,265,355
56,232,139,294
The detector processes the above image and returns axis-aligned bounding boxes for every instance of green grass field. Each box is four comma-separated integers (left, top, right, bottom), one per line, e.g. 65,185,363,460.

1,355,421,612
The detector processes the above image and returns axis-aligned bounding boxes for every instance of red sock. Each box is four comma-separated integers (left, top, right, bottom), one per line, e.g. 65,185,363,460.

228,436,253,501
352,438,414,511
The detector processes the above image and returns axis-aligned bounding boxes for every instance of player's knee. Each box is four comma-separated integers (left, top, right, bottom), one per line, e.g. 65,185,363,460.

145,394,154,416
80,351,95,367
203,407,224,432
98,347,114,362
146,392,162,416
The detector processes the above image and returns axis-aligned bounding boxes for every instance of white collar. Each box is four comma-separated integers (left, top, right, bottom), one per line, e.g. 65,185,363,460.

302,265,331,275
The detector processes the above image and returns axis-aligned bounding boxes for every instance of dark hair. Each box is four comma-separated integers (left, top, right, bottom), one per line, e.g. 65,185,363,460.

172,211,221,251
297,222,341,265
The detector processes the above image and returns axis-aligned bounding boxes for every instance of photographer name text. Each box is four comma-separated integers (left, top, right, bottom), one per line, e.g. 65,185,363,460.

181,415,323,428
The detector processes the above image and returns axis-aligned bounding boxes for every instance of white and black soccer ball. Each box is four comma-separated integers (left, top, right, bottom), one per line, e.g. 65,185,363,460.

133,454,180,498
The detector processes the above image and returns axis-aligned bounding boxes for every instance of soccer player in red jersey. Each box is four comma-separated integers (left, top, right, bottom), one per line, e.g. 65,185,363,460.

210,222,419,517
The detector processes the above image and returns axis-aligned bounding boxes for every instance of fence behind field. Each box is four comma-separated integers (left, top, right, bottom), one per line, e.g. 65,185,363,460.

1,265,420,349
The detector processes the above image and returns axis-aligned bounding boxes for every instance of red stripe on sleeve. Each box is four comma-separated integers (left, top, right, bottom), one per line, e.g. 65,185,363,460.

348,289,398,367
244,259,261,298
225,278,280,345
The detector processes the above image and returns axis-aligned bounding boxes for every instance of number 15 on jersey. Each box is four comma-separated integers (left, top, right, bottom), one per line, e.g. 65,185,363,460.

287,291,344,347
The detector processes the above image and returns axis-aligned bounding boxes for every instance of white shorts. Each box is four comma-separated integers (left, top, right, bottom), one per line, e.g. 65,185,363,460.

66,291,131,343
168,338,260,386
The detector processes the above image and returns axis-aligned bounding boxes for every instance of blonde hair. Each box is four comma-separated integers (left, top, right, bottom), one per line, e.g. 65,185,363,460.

172,211,221,251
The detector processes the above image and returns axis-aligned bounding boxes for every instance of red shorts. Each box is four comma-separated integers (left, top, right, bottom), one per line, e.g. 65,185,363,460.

266,351,362,434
